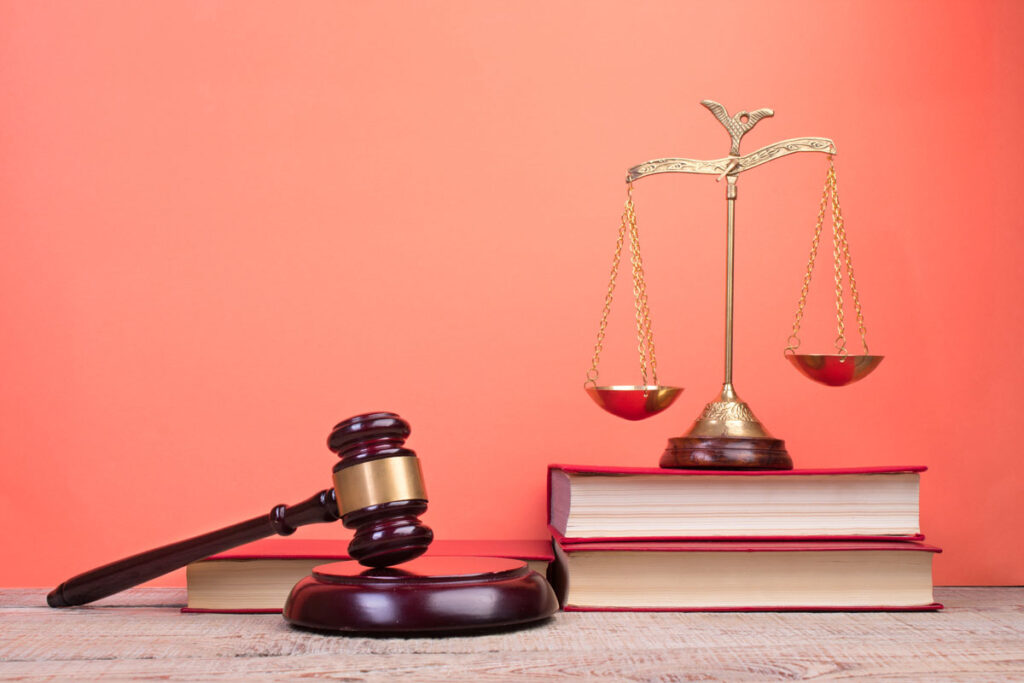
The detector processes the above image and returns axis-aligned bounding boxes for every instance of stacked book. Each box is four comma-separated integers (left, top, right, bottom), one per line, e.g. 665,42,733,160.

547,465,941,612
184,539,555,613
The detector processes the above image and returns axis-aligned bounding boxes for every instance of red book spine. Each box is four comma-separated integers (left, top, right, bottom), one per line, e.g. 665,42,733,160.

562,604,944,613
550,464,927,476
555,540,941,553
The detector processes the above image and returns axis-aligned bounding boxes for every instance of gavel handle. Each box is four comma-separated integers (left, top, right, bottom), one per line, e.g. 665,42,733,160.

47,488,341,608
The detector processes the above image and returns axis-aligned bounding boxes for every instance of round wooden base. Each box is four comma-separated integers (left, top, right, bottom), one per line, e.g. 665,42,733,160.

283,557,559,635
660,436,793,470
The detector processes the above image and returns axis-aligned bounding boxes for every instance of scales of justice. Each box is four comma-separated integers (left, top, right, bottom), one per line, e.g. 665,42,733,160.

585,100,883,470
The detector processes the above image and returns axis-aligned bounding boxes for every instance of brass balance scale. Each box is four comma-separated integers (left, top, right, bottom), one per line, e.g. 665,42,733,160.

584,100,883,470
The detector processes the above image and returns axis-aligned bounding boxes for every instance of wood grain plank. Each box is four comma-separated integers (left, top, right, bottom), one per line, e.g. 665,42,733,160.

0,588,185,608
1,588,1021,681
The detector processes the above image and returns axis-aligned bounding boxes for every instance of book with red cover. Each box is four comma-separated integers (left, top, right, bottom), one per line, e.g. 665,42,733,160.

550,538,942,612
548,465,926,543
183,538,554,613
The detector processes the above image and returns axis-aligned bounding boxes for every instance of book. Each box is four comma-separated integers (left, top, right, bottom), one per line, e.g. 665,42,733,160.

184,538,554,613
549,465,925,541
550,538,942,612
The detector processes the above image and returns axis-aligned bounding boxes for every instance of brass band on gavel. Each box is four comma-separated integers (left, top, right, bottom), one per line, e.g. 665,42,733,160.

333,455,427,515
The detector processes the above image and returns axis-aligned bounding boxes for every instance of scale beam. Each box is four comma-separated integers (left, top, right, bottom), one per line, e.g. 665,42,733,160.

626,137,837,183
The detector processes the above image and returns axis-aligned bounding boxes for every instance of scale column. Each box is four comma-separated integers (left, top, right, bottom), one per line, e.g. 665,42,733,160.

659,165,790,469
723,175,737,397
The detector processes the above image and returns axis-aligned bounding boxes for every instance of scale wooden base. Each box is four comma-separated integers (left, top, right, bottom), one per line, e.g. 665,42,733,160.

659,384,792,470
661,436,790,469
284,557,559,635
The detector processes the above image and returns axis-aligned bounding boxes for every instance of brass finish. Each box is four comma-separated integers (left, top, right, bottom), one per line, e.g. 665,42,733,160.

622,100,824,469
724,175,737,386
685,389,774,440
788,354,884,387
626,137,837,182
786,162,831,355
629,189,660,387
586,183,663,389
585,385,683,421
590,99,874,467
701,100,775,156
783,156,881,387
585,187,629,388
585,183,679,420
664,101,790,468
786,156,873,358
333,455,426,515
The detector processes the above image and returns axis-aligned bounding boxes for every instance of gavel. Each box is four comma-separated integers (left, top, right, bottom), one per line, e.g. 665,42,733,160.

47,412,433,607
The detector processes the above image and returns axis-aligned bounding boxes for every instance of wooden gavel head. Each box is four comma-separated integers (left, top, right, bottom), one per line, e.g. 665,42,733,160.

329,412,433,568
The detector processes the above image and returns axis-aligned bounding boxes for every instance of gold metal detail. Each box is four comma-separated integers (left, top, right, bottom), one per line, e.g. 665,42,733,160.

684,391,775,440
626,138,837,182
785,157,871,357
585,385,683,422
697,401,757,422
588,99,875,465
585,182,662,389
621,99,830,456
724,175,737,386
787,354,883,387
701,100,775,156
333,456,426,515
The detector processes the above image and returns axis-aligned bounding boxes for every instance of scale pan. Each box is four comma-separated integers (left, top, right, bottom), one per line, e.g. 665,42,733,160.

787,354,883,387
586,385,683,421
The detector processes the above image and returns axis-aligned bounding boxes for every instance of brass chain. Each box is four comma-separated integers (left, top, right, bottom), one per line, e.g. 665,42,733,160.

628,191,659,387
586,183,660,387
785,156,871,357
785,159,831,354
830,166,870,355
585,186,629,387
830,165,847,356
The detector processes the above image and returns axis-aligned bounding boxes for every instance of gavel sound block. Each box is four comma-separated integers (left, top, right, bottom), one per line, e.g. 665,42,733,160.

284,413,558,634
47,412,558,635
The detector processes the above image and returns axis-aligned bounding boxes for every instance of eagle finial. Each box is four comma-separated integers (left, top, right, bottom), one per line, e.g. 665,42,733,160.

701,100,775,156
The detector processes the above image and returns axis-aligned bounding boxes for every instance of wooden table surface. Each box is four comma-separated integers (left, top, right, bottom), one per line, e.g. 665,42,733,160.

1,588,1022,681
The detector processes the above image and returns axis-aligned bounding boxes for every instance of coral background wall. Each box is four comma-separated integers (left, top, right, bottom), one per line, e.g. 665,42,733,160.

2,1,1022,586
